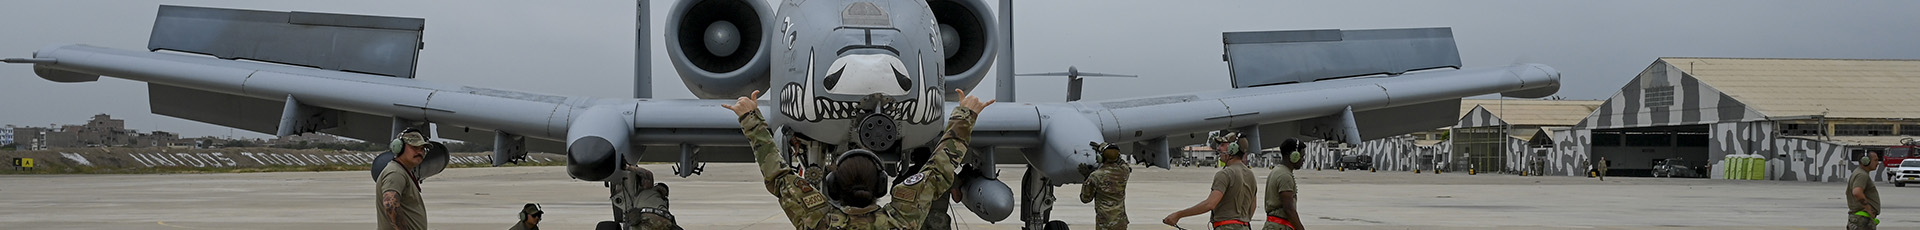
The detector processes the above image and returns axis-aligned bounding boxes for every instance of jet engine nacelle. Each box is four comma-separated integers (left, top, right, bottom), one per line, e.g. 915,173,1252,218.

666,0,773,99
927,0,997,95
566,105,636,181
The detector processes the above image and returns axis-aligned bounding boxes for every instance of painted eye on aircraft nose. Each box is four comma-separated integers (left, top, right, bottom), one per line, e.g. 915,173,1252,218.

894,70,912,93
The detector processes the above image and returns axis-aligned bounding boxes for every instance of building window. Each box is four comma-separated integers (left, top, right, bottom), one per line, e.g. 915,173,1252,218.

1901,124,1920,136
1593,133,1622,146
1677,134,1710,147
1834,124,1895,136
1779,123,1823,136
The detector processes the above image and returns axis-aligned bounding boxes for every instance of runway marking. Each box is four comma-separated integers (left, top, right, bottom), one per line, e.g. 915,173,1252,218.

156,221,205,229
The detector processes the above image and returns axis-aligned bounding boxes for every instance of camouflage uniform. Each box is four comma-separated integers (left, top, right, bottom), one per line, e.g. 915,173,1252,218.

621,172,678,230
738,107,978,229
1080,160,1131,230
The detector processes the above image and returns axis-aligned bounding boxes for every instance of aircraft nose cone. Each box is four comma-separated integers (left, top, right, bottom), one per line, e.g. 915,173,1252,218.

824,54,912,96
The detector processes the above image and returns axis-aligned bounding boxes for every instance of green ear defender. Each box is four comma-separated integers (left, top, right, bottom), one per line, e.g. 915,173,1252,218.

390,138,404,153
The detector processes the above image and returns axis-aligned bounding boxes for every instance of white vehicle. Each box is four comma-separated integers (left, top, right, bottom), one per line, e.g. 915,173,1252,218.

1893,159,1920,187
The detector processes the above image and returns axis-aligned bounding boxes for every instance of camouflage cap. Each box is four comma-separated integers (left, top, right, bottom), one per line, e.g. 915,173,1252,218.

520,203,543,219
1090,142,1121,163
399,132,428,147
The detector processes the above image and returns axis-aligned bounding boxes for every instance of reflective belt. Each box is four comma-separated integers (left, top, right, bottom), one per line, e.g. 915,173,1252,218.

1266,215,1294,227
1211,219,1249,228
637,207,676,221
1854,211,1880,225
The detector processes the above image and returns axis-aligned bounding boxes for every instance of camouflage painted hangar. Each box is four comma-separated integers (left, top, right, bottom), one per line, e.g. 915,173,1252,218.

1306,57,1920,182
1557,57,1920,182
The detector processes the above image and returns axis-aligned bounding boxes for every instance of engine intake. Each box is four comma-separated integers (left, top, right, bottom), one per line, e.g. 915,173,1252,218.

667,0,773,99
928,0,997,95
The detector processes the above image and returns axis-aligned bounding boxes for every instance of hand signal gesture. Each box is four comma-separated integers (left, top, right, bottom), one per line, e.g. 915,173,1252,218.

722,90,762,117
956,89,995,113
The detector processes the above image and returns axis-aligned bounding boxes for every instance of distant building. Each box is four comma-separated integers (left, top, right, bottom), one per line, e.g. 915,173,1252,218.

12,127,48,150
1558,58,1920,182
268,133,347,146
1,126,12,147
10,114,187,149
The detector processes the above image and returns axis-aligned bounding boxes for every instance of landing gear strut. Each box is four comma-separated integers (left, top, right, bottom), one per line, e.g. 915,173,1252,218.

599,168,637,230
1020,167,1067,230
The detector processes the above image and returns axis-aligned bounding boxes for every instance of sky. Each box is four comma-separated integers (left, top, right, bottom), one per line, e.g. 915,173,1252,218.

1,0,1917,139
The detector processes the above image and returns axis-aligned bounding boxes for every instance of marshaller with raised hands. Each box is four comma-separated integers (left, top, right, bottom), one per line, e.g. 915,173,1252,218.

724,89,993,229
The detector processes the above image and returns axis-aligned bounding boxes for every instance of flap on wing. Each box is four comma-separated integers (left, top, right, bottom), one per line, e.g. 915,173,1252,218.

151,84,395,142
436,125,567,154
1223,27,1461,88
150,5,425,78
151,84,281,135
1293,98,1458,141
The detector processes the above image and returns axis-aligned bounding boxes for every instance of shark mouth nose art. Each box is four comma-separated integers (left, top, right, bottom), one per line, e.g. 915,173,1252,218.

780,50,941,124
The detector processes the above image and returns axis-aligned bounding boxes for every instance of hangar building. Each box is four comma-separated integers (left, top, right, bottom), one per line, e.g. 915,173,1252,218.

1550,57,1920,181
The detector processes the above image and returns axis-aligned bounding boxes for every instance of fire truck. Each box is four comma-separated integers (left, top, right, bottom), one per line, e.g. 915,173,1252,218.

1885,138,1920,170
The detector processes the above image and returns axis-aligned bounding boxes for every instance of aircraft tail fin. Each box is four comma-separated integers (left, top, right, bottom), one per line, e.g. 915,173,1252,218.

149,5,426,79
1222,27,1462,88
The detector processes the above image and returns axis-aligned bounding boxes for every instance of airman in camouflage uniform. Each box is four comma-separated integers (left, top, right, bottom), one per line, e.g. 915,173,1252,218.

725,90,993,229
618,164,680,230
1081,142,1131,230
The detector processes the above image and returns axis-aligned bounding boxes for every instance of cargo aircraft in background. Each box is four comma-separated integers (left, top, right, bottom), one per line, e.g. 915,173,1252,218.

4,0,1560,229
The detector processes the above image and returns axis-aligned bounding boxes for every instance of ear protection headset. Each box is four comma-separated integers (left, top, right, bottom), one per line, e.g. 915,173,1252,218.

1280,138,1305,164
390,128,425,153
1090,142,1122,163
823,149,888,207
521,203,543,219
1211,130,1245,156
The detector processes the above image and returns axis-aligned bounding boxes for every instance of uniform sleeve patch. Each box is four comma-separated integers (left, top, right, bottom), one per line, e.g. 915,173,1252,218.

903,172,926,185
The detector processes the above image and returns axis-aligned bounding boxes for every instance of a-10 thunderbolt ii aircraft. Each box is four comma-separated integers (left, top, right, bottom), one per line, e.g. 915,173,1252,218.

4,0,1560,228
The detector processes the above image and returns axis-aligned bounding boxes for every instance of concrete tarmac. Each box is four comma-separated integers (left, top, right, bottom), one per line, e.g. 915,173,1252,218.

2,163,1914,229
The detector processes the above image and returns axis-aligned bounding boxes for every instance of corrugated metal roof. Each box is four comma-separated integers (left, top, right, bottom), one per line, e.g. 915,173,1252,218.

1458,99,1604,126
1663,57,1920,119
1781,135,1915,146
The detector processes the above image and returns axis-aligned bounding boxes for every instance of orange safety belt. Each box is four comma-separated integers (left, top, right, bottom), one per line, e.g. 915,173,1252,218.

1211,219,1250,227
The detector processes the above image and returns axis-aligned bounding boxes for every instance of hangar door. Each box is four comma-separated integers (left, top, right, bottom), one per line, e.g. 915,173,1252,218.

1590,125,1710,177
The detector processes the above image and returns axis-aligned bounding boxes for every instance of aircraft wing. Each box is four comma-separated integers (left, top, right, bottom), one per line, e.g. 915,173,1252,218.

13,43,762,174
2,6,787,179
968,63,1560,184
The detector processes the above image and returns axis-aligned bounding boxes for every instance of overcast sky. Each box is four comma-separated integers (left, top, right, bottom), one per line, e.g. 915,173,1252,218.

2,0,1917,139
